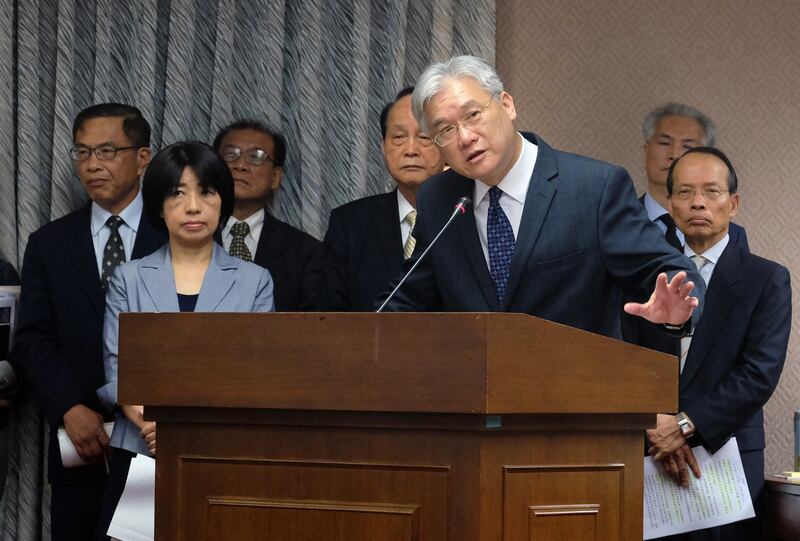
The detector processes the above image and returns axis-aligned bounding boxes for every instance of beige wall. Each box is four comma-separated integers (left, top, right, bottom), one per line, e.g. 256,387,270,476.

497,0,799,474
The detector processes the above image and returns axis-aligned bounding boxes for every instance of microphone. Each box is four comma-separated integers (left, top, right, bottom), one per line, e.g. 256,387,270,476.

377,196,471,312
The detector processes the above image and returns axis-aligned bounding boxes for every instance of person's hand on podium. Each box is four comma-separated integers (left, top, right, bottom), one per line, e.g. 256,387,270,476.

624,271,698,327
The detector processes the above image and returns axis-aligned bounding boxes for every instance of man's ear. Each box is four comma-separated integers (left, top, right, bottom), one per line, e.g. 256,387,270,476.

728,193,740,218
500,91,517,122
137,147,152,177
270,167,284,191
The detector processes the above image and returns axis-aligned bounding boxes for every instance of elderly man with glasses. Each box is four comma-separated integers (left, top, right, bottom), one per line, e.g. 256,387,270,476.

15,103,165,540
212,120,322,311
317,87,445,311
380,55,705,342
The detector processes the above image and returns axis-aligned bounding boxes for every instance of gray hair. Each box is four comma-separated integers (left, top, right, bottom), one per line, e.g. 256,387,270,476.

412,55,504,133
642,102,716,146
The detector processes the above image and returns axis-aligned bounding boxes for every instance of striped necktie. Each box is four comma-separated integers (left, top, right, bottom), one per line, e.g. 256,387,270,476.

403,210,417,260
679,255,708,372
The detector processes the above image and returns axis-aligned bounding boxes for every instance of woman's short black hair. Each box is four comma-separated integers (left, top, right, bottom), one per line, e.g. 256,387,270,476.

142,141,235,234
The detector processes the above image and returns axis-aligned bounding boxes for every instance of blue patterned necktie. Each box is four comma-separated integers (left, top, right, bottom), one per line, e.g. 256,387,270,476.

487,186,515,304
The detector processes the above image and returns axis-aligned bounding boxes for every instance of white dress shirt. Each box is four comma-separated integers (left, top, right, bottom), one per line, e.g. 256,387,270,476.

396,190,415,246
473,133,538,267
90,191,144,276
221,208,265,257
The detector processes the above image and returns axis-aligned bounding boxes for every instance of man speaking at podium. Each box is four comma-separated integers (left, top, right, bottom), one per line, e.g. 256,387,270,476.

380,55,703,338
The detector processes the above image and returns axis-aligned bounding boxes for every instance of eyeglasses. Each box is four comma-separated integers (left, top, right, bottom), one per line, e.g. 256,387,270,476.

220,146,274,166
70,145,141,161
432,95,495,147
672,187,730,201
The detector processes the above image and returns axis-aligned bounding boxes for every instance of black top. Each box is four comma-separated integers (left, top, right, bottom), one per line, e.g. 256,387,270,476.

177,293,198,312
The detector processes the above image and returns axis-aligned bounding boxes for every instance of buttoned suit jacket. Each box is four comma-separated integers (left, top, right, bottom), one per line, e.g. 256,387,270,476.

318,191,405,311
382,133,705,338
217,210,322,312
628,243,790,501
98,243,274,455
15,204,165,480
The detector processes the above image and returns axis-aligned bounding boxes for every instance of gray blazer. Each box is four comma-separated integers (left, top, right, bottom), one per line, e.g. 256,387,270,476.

98,243,274,455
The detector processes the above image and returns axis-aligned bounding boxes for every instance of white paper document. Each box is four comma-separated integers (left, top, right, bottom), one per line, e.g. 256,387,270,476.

107,454,155,541
644,437,754,539
57,422,114,468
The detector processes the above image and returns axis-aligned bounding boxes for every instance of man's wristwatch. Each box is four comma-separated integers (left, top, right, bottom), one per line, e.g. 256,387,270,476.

676,412,695,438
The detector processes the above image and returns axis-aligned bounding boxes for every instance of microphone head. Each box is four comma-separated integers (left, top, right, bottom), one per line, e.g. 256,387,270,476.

455,196,471,214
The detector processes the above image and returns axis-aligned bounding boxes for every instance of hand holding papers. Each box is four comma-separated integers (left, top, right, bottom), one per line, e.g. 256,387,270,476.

644,438,754,539
58,421,113,468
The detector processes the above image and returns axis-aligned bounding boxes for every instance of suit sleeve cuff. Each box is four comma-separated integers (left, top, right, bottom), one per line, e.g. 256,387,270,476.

96,381,117,412
662,319,692,337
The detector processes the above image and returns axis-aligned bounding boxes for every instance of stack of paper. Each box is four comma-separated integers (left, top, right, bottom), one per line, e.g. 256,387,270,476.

644,438,754,539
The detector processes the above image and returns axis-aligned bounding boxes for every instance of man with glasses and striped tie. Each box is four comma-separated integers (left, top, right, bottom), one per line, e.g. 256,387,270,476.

318,87,445,311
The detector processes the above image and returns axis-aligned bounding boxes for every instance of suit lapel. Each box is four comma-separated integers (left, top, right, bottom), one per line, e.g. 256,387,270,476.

680,245,741,390
195,244,237,312
66,206,105,317
374,192,404,272
131,212,167,260
140,246,180,312
504,135,558,308
253,211,284,268
450,177,498,309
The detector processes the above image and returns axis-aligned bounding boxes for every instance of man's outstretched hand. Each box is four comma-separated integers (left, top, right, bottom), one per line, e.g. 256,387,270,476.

624,271,698,326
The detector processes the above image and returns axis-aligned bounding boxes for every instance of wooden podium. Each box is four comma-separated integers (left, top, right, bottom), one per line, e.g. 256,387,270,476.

119,312,677,541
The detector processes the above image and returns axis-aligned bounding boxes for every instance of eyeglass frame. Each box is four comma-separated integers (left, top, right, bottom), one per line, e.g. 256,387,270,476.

70,145,143,161
431,94,497,147
671,186,731,201
219,146,276,166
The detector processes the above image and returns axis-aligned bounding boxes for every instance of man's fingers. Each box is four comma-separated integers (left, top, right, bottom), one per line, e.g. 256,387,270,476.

674,451,690,487
683,445,702,479
666,271,686,289
664,456,681,484
678,280,695,297
623,302,645,316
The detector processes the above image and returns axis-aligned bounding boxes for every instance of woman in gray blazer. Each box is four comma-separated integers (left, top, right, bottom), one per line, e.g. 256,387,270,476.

95,142,274,539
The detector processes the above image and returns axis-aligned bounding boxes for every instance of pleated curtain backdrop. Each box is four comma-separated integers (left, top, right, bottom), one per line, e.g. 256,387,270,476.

0,0,495,538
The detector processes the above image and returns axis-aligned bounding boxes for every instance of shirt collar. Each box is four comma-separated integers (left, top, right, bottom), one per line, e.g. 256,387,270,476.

91,190,143,236
223,207,265,237
396,189,415,223
643,192,669,222
685,234,729,265
474,133,538,205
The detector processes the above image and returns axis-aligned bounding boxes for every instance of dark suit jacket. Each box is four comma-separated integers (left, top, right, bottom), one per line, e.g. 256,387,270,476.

14,204,165,481
382,133,704,338
318,191,404,311
627,243,791,500
0,257,19,285
217,210,322,312
638,194,750,252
